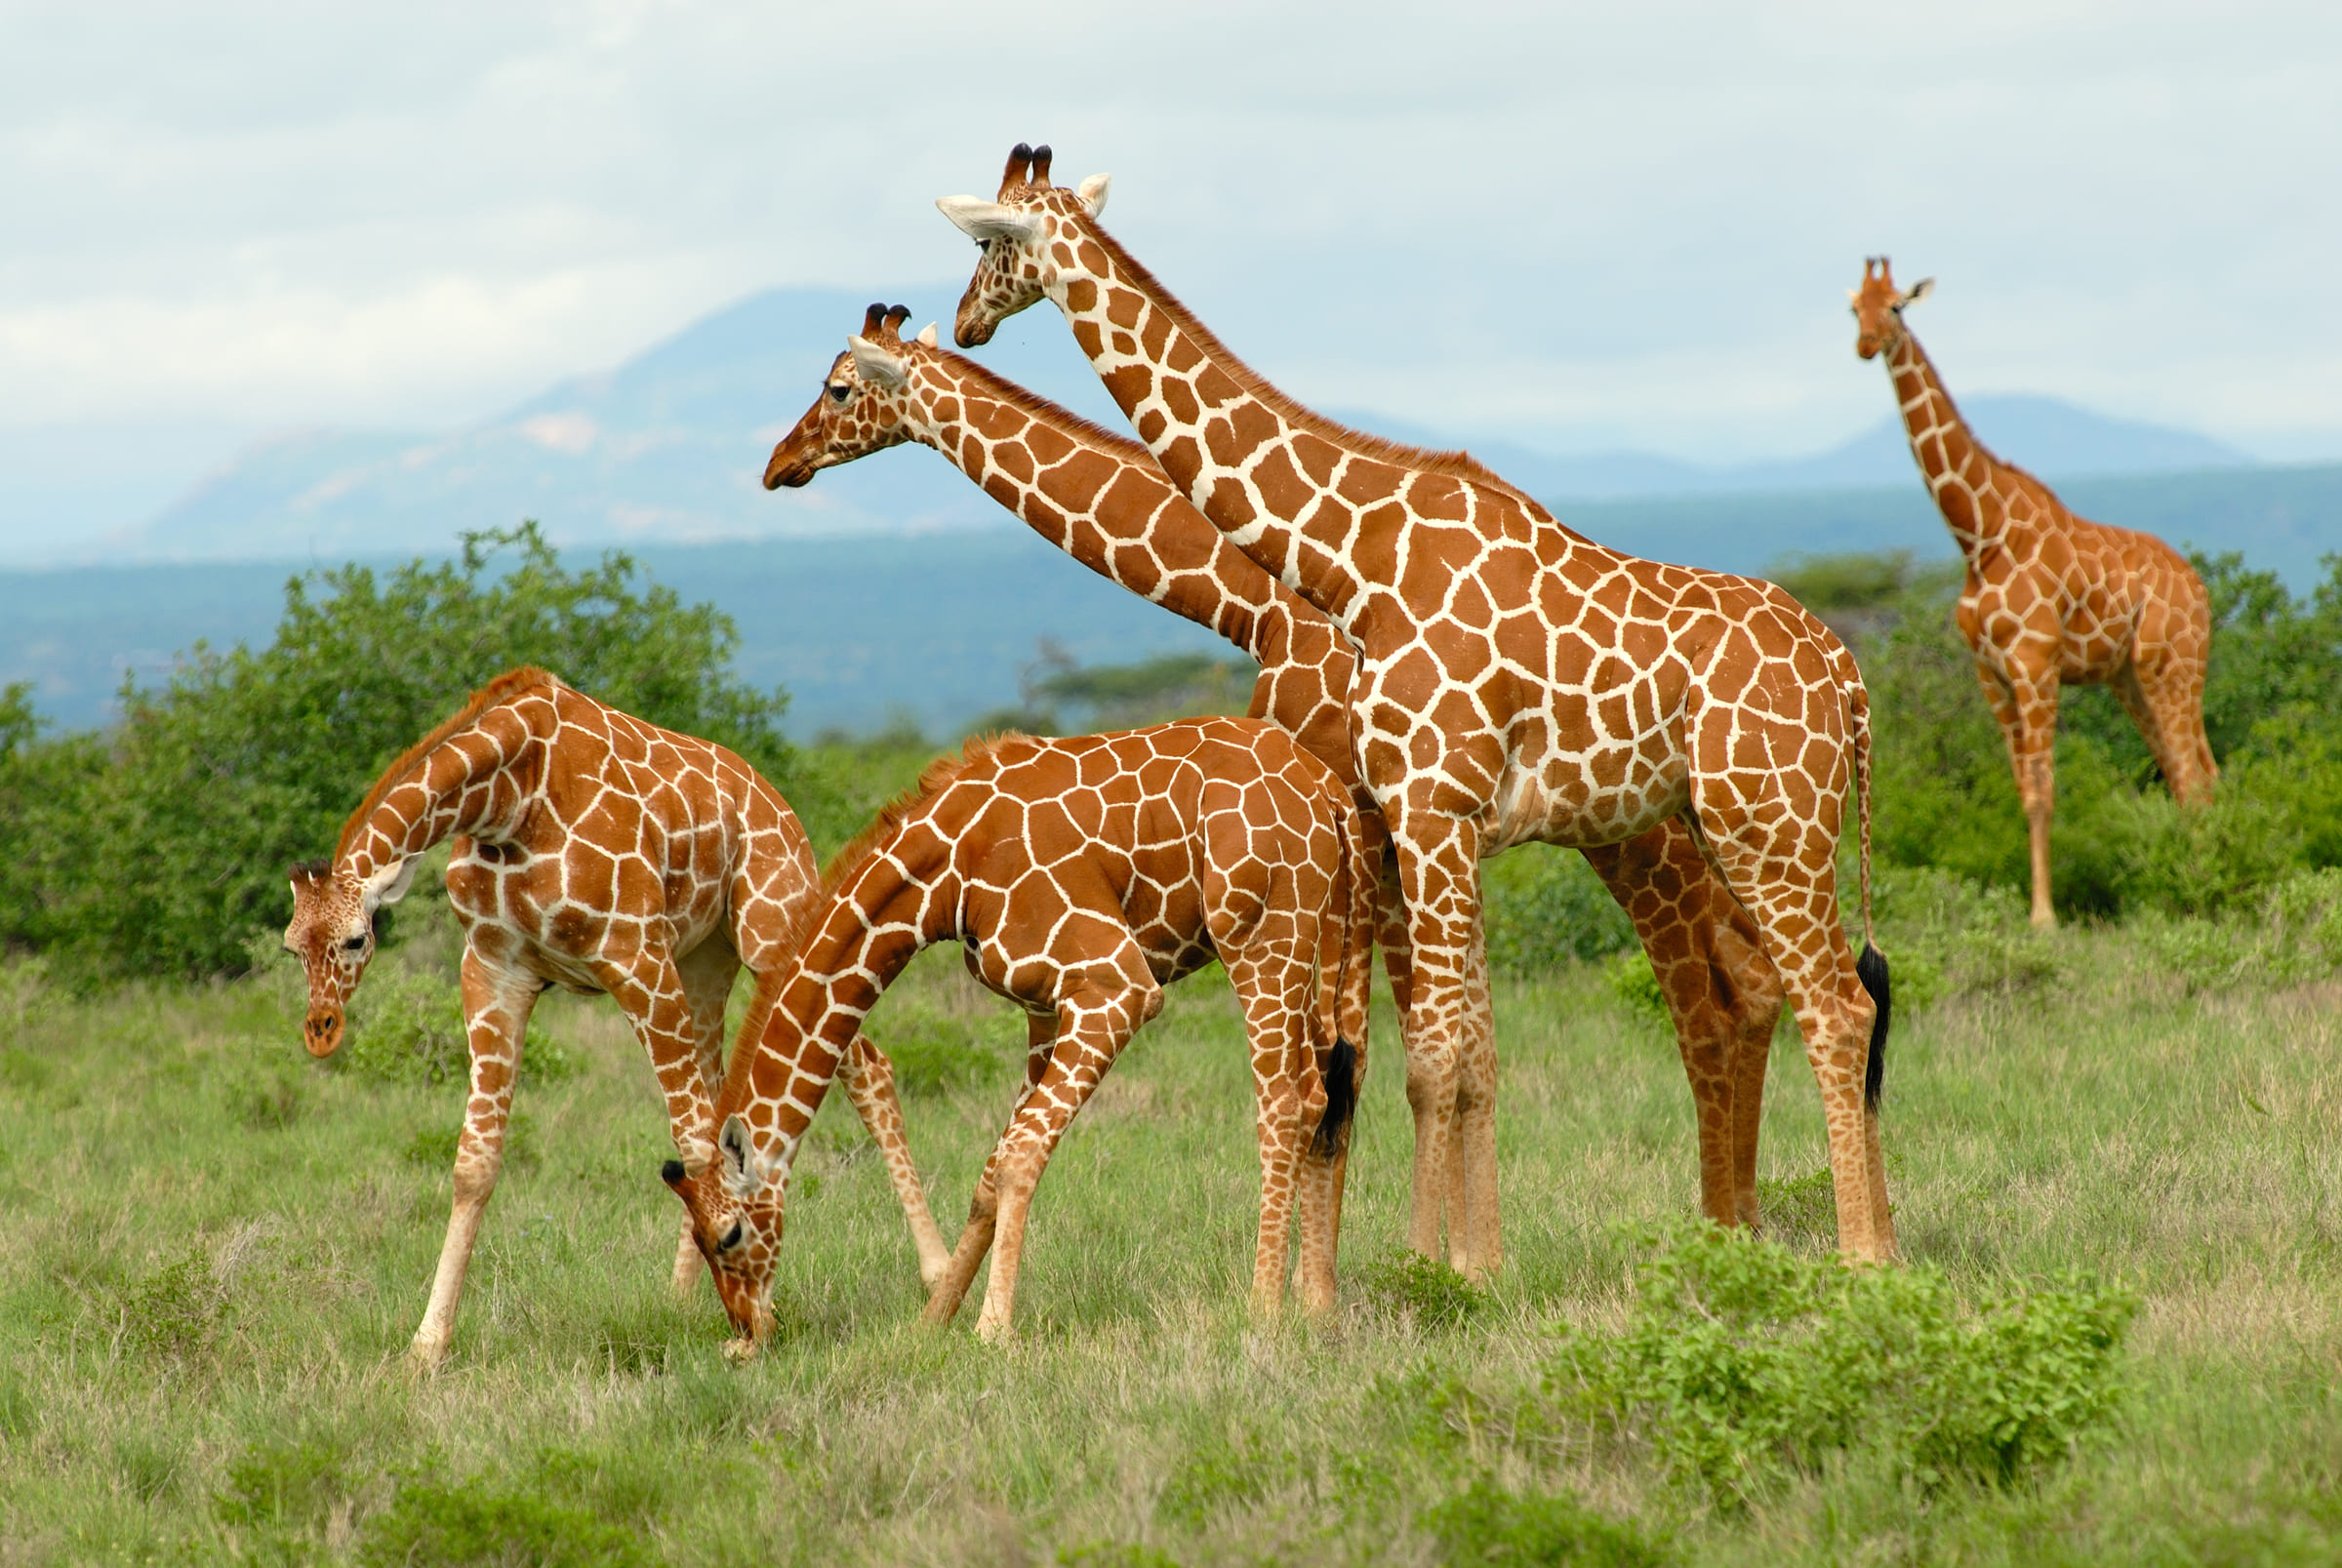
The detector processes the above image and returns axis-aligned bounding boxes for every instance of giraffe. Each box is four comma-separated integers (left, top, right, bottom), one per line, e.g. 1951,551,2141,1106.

1850,258,2217,926
660,717,1377,1350
282,665,949,1367
761,302,1792,1243
939,144,1896,1265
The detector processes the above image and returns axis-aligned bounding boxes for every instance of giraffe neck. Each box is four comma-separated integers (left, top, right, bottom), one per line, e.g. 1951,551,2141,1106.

1033,225,1408,633
335,700,543,883
906,351,1300,668
1884,330,2012,560
724,824,961,1179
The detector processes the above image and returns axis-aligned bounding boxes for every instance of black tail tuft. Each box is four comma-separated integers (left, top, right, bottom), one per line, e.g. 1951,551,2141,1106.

1312,1037,1359,1159
1856,943,1891,1111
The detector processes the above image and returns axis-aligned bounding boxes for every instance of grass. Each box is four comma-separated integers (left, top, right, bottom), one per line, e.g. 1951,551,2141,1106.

2,914,2341,1564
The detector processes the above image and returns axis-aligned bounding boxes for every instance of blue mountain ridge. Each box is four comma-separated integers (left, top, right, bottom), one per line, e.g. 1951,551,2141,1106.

124,285,2254,567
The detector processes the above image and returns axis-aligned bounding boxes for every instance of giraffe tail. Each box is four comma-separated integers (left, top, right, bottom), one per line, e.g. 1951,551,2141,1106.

1848,663,1891,1111
1312,791,1373,1159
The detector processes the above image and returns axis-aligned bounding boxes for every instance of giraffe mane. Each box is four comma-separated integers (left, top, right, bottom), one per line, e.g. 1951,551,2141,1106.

929,348,1155,466
810,731,1031,908
1074,216,1550,513
333,665,561,862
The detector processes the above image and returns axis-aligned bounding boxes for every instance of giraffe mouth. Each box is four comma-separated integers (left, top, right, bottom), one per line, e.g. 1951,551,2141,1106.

303,1009,344,1058
763,451,818,490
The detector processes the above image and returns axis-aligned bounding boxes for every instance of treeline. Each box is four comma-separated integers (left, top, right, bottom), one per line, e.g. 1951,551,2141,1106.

0,526,841,980
3,528,2337,985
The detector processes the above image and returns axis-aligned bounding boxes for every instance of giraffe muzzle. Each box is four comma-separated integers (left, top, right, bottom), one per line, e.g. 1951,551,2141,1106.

303,1009,344,1059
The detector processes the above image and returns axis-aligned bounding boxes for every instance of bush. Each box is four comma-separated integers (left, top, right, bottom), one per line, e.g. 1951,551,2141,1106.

0,524,822,981
1419,1478,1671,1567
1358,1247,1493,1332
1484,846,1637,974
867,1001,1018,1095
1546,1223,2135,1506
336,965,579,1090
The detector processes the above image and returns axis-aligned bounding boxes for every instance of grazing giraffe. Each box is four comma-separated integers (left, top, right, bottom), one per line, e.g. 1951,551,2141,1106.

1851,258,2217,926
662,718,1377,1351
940,144,1895,1265
283,666,948,1367
762,302,1792,1239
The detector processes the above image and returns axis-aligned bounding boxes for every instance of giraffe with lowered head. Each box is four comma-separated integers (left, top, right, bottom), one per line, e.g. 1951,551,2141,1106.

763,302,1793,1243
284,666,948,1367
1851,258,2217,926
942,144,1896,1266
662,718,1376,1350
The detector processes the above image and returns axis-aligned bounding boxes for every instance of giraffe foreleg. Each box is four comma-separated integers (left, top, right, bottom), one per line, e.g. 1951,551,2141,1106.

1386,811,1486,1275
669,938,742,1297
409,947,538,1370
1980,662,2060,928
835,1033,950,1289
922,1011,1071,1329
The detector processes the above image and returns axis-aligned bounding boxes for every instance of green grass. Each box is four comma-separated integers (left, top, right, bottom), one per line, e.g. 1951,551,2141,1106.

3,918,2341,1565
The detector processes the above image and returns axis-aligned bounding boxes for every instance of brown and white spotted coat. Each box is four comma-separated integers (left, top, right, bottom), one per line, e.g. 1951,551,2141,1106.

282,666,948,1367
762,302,1794,1244
663,718,1376,1350
942,146,1895,1266
1851,258,2217,926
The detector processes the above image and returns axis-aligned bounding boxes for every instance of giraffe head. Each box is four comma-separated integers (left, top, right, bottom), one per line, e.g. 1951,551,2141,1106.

762,302,940,489
937,141,1110,348
662,1112,783,1354
1850,256,1934,360
282,856,418,1057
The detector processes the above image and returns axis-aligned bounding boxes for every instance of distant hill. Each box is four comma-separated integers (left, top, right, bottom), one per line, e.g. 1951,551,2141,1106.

11,464,2331,739
76,284,2263,570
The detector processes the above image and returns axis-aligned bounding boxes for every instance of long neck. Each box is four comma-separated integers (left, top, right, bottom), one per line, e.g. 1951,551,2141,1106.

909,352,1301,663
724,823,961,1177
1884,328,2010,559
909,352,1360,784
335,702,541,881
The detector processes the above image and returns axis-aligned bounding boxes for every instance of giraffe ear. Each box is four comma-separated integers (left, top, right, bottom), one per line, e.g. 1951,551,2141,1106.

847,336,909,389
717,1114,766,1199
936,196,1042,243
915,322,939,348
361,857,418,911
1076,172,1110,217
1901,278,1934,307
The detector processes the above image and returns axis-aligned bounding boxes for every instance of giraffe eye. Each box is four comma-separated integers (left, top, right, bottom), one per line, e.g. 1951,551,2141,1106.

718,1220,745,1252
343,934,368,953
828,383,850,403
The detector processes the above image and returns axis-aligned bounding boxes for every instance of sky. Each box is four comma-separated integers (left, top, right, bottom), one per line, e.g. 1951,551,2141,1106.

5,0,2339,541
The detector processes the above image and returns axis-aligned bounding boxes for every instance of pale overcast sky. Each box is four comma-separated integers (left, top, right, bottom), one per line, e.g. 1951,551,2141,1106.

4,1,2339,534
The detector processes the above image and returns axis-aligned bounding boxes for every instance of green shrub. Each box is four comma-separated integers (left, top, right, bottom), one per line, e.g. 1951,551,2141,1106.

1484,846,1637,974
337,965,575,1089
1419,1478,1671,1567
0,523,822,981
1600,950,1669,1022
1359,1246,1493,1332
1546,1223,2134,1506
126,1247,229,1363
357,1458,655,1568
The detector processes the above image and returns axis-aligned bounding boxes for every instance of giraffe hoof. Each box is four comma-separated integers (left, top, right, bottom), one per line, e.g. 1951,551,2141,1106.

405,1337,452,1375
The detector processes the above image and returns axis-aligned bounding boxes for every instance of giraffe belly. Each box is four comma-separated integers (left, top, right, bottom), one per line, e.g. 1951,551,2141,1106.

1483,742,1691,857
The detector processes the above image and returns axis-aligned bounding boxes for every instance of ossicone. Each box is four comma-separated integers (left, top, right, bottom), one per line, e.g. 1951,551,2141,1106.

998,141,1035,198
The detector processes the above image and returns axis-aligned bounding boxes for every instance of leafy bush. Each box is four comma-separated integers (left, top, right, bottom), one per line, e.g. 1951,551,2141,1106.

357,1455,655,1568
1484,846,1637,974
1358,1246,1493,1332
1546,1224,2135,1506
1600,950,1670,1022
1419,1478,1671,1567
126,1247,229,1362
867,1001,1018,1095
0,524,822,981
337,964,578,1089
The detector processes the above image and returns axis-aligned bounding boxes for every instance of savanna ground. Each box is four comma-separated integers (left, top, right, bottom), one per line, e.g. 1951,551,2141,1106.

4,855,2341,1567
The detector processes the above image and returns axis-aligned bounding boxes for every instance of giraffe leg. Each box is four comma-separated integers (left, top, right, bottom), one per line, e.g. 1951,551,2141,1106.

1228,941,1321,1319
835,1034,950,1289
669,938,741,1297
598,946,731,1283
2113,648,2218,807
966,966,1159,1343
1454,924,1501,1275
409,947,537,1370
922,1012,1063,1329
1386,809,1485,1274
1981,663,2060,928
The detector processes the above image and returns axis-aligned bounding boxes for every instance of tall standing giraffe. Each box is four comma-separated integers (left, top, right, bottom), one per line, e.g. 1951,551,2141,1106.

940,145,1896,1265
761,302,1792,1242
283,666,948,1367
661,719,1376,1349
1850,258,2217,926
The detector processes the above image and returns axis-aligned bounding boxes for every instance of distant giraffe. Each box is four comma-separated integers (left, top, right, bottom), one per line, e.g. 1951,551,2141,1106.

762,302,1792,1238
1851,258,2216,926
941,144,1895,1265
283,666,947,1367
661,718,1377,1350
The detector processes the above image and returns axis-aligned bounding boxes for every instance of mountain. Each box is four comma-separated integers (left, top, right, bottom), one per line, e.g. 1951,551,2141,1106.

109,284,2261,567
125,285,1134,564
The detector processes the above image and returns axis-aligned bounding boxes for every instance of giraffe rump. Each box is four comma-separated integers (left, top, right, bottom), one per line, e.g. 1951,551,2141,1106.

334,665,561,861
